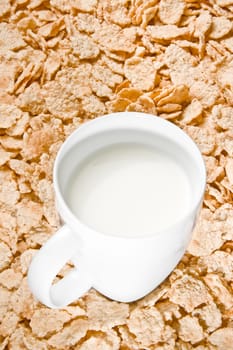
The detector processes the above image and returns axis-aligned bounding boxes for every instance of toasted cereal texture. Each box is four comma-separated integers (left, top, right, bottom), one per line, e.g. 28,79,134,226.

0,286,11,320
178,315,204,344
30,307,85,337
124,57,157,91
192,302,222,333
85,290,129,330
78,330,120,350
0,311,19,337
127,307,164,347
0,242,12,271
203,274,233,309
181,98,203,125
48,318,90,348
199,251,233,281
209,327,233,349
209,16,232,39
158,0,185,25
1,0,233,348
0,0,10,17
168,275,211,312
147,24,190,41
0,269,23,290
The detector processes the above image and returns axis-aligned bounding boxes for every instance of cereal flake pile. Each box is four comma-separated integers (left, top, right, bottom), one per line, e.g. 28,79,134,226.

1,0,233,349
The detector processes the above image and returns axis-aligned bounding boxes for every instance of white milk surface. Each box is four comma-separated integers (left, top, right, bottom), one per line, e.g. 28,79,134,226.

66,143,191,237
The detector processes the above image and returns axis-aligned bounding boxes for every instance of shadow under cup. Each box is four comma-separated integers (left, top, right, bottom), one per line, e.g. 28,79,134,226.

56,114,206,238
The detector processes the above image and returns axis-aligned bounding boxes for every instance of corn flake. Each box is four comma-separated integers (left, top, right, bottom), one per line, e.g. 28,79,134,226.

193,302,222,333
222,37,233,53
155,84,190,106
201,251,233,282
158,0,185,25
136,281,169,307
209,327,233,350
79,330,120,350
0,286,11,321
0,23,26,51
169,275,211,312
43,64,92,117
23,332,48,350
217,63,233,89
188,208,225,256
225,158,233,185
8,159,32,177
118,325,141,349
209,16,232,39
10,278,38,319
36,178,59,226
49,0,71,12
106,97,131,113
129,0,158,26
22,128,59,160
0,337,8,350
92,62,123,88
222,134,233,157
98,0,131,27
127,307,164,347
75,13,100,34
157,300,182,321
8,326,26,350
124,57,157,91
0,104,22,129
189,80,220,108
86,290,129,330
0,311,19,337
30,308,84,337
118,88,142,101
0,169,19,206
0,146,15,166
0,269,22,290
184,126,216,155
157,103,182,113
0,242,12,271
205,156,224,184
204,274,233,310
147,24,190,41
216,0,233,6
0,229,17,256
212,105,233,132
7,112,29,137
71,0,97,12
91,79,113,98
181,99,203,124
141,6,158,29
101,56,124,76
0,0,10,17
92,24,136,54
48,319,89,348
71,32,100,59
194,11,212,37
178,315,204,344
17,199,43,234
164,43,198,68
134,95,157,114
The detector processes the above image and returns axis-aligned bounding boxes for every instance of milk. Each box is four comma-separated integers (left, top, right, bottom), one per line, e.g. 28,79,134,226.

66,143,191,237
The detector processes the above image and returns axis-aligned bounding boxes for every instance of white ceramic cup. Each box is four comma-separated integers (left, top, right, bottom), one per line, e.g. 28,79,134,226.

28,112,206,308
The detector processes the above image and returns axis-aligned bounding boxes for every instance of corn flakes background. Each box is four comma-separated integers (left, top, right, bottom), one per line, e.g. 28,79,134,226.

1,0,233,349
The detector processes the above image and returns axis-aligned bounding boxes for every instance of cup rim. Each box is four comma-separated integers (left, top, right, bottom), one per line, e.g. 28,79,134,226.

53,112,206,240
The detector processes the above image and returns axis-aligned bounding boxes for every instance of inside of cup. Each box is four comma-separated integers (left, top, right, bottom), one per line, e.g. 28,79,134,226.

57,126,204,216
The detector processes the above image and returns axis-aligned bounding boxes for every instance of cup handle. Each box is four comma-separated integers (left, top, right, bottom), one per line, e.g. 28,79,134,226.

27,225,92,308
